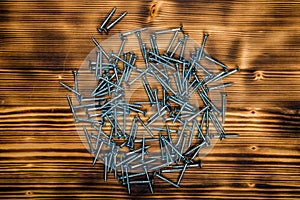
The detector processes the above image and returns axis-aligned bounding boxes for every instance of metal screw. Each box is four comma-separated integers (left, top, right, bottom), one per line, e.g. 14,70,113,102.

98,7,116,32
180,34,189,60
120,27,148,37
104,11,127,32
204,54,228,70
221,92,227,124
196,33,209,62
135,115,155,138
154,172,179,188
165,30,179,56
114,36,127,65
66,94,78,122
91,37,110,60
170,38,183,58
60,81,81,97
154,26,184,35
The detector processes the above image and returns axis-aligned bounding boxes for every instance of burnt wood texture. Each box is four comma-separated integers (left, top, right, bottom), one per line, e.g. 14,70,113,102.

0,0,299,199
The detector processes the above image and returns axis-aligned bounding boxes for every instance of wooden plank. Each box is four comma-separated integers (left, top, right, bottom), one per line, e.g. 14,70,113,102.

0,0,300,199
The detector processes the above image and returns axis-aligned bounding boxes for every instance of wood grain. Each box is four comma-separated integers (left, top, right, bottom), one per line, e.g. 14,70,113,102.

0,0,300,199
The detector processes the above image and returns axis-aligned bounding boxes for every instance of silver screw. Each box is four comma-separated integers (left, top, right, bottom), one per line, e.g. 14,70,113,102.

165,30,179,56
162,137,185,160
98,7,117,33
180,34,189,60
204,54,228,70
154,172,179,188
60,81,81,97
95,50,103,79
91,37,110,60
175,120,188,147
196,33,209,62
187,105,209,122
114,36,127,65
144,166,154,193
98,7,116,32
119,27,148,37
206,67,240,86
154,26,184,35
135,115,155,138
83,126,94,154
170,38,183,58
104,11,127,32
66,94,78,122
221,92,227,124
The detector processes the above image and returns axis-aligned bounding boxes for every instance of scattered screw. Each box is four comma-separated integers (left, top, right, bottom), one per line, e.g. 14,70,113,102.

98,7,117,33
60,23,239,194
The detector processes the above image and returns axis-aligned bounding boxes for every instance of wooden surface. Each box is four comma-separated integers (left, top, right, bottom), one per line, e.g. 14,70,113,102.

1,0,300,199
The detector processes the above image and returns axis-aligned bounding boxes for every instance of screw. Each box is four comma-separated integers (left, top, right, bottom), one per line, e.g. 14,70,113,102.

162,137,185,160
130,158,157,169
180,34,188,60
204,54,228,70
115,36,127,65
127,68,150,86
187,105,209,122
205,109,210,138
66,94,78,122
150,161,173,171
208,82,234,91
125,165,130,194
60,81,81,97
104,155,108,182
200,93,221,115
147,105,168,125
104,11,127,32
154,26,184,35
159,133,166,161
142,78,155,103
120,27,148,37
83,126,94,154
149,63,170,81
98,7,116,32
144,166,154,193
148,50,172,65
154,172,179,188
95,50,103,79
135,31,145,56
196,33,209,62
210,110,226,136
206,67,240,86
135,115,155,138
153,89,160,115
162,55,183,64
221,92,227,124
91,37,110,60
190,142,206,161
180,133,188,155
193,60,213,77
165,30,179,56
148,56,176,72
150,69,177,95
93,140,104,165
176,120,188,147
170,38,183,58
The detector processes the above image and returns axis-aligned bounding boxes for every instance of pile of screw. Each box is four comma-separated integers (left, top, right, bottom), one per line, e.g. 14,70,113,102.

60,8,239,194
97,7,127,33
